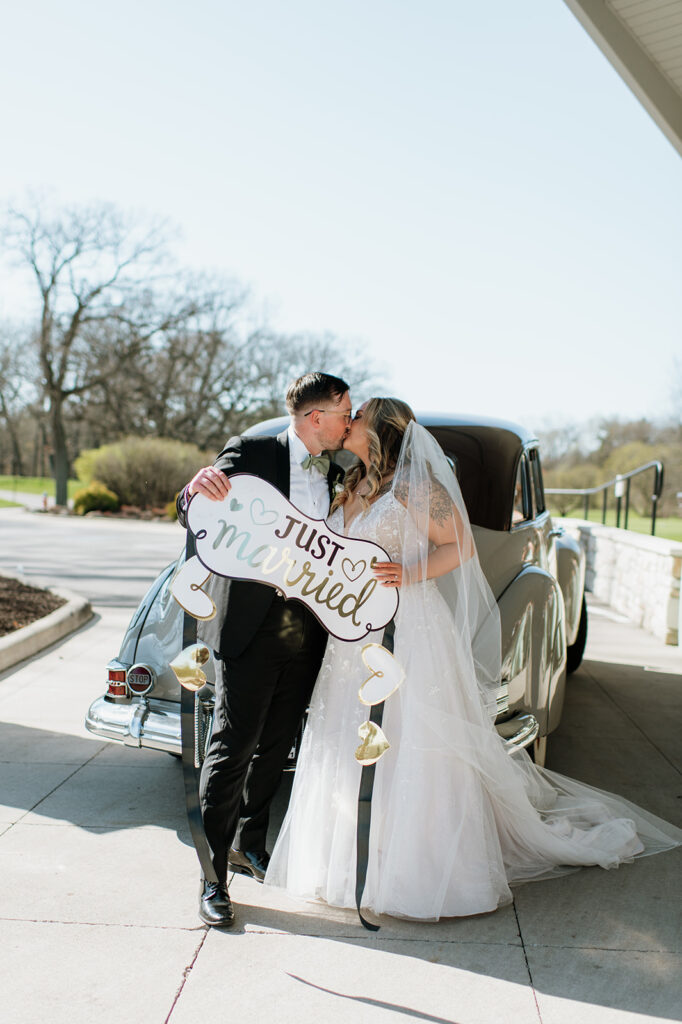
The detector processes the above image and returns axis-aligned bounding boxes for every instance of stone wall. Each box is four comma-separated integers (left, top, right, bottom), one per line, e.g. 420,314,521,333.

557,519,682,646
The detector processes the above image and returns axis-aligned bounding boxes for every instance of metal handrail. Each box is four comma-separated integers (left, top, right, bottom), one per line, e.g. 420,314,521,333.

545,461,664,536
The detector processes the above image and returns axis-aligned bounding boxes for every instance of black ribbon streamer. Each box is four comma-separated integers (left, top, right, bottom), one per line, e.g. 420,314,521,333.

180,532,218,885
354,617,396,932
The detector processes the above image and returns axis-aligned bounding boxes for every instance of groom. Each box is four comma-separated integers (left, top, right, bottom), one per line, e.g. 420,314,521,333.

177,371,351,927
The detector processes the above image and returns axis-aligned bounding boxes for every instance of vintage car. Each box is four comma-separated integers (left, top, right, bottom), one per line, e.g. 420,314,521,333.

85,413,587,768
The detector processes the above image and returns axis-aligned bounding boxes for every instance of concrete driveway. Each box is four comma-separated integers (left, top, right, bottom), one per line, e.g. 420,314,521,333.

0,588,680,1023
0,504,183,606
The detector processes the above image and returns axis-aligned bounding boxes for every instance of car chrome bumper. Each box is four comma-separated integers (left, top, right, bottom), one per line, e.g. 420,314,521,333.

85,696,181,754
496,713,539,751
86,696,539,758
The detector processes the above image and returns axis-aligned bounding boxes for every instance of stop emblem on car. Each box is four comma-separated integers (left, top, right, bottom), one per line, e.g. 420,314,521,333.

126,665,155,695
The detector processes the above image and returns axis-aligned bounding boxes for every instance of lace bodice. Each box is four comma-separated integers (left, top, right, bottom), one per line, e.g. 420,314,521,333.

328,492,405,561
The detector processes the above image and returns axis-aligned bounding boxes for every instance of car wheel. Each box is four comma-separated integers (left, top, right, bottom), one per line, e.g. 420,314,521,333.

530,735,547,768
566,596,588,674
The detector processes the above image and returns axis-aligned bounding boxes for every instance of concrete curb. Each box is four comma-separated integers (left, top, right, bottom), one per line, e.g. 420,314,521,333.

0,574,93,674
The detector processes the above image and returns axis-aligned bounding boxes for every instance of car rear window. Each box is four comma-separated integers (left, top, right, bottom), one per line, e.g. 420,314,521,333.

426,426,518,531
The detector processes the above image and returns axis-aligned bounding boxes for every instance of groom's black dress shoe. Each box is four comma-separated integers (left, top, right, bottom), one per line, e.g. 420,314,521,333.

228,848,270,882
199,879,235,928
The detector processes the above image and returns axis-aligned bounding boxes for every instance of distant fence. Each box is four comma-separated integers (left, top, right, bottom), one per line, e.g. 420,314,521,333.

545,461,664,536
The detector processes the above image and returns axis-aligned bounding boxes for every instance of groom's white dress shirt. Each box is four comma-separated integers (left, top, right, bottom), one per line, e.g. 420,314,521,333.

287,423,330,521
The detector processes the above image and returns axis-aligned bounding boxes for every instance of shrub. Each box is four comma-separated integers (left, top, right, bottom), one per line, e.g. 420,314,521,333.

73,449,100,487
74,437,207,509
166,492,181,521
73,481,120,516
543,464,600,517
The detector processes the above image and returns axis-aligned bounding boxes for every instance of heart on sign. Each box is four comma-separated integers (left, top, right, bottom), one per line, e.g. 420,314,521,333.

250,498,278,526
342,556,366,582
359,643,405,706
229,498,243,512
355,720,391,765
170,555,216,621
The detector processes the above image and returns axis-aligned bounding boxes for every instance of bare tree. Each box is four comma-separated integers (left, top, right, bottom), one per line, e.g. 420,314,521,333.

80,317,386,454
671,356,682,426
2,200,389,486
2,200,201,503
590,417,656,467
0,326,39,475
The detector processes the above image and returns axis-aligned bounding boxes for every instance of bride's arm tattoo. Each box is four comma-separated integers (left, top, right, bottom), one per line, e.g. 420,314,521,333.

429,481,454,525
393,477,453,525
376,479,393,499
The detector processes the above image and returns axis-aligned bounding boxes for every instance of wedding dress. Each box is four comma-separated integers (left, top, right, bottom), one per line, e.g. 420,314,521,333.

265,423,681,920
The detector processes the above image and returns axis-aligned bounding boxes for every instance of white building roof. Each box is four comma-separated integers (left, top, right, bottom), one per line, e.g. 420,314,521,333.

563,0,682,156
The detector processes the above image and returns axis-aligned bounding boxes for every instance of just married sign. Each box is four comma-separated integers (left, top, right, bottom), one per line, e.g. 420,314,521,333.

171,473,399,642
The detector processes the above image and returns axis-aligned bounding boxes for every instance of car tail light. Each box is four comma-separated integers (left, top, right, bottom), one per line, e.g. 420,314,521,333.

127,664,155,696
107,668,128,697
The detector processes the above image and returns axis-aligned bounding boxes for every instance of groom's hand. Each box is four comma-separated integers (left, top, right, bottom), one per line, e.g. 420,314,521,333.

187,466,232,501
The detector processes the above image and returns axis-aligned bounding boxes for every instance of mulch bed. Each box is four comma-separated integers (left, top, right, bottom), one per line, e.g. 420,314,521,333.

0,577,67,637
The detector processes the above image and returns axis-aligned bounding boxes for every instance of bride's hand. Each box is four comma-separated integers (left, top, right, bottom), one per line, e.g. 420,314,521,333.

372,560,403,587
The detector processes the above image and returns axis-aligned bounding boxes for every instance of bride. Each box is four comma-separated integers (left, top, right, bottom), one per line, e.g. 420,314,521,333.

265,398,681,920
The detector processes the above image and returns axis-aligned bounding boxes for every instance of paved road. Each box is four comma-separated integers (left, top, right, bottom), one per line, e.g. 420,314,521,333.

0,513,680,1023
0,505,182,606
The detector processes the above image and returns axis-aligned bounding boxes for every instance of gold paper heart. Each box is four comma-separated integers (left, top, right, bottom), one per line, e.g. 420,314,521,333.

170,643,212,692
359,643,405,706
354,720,390,765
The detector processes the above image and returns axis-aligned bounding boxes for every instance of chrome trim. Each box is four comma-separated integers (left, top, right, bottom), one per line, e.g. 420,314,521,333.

495,713,539,751
87,696,538,760
85,696,181,754
123,702,147,747
194,689,215,768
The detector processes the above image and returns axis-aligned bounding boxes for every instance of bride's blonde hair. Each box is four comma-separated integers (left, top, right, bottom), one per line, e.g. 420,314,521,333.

331,397,416,513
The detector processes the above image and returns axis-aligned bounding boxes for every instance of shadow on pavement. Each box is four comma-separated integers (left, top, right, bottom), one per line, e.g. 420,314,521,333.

0,720,194,851
1,651,680,1021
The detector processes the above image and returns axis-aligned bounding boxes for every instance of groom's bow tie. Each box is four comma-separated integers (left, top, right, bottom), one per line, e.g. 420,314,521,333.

301,453,331,475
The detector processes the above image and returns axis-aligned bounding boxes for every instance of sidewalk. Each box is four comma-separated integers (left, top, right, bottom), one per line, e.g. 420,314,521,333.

0,488,55,510
0,599,680,1024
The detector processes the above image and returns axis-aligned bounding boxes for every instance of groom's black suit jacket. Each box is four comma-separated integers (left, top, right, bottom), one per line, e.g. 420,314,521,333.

177,429,344,659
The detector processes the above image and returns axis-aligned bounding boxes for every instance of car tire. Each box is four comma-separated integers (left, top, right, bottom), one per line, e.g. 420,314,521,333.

566,596,588,675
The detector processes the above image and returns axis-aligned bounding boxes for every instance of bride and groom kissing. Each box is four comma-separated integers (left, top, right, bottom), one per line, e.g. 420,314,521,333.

177,371,681,929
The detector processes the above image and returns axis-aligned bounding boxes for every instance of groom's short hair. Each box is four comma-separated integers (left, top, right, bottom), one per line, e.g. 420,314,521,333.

286,372,350,414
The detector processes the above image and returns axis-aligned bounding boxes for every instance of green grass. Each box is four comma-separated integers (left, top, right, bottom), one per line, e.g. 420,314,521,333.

549,506,682,543
0,475,81,500
0,497,21,508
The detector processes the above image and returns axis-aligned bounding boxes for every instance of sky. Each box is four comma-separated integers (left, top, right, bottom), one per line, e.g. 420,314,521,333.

1,0,681,432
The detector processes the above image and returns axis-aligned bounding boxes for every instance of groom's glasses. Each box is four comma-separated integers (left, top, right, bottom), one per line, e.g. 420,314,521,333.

303,408,353,425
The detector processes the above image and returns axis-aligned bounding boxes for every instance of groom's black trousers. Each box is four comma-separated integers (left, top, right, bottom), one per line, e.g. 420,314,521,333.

199,594,327,882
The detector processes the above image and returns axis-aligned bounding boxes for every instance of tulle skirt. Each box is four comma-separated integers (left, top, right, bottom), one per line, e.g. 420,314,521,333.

265,583,682,920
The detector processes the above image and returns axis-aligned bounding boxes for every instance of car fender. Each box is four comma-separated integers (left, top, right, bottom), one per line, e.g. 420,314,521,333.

117,560,178,666
497,566,566,736
120,549,209,703
553,530,586,646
